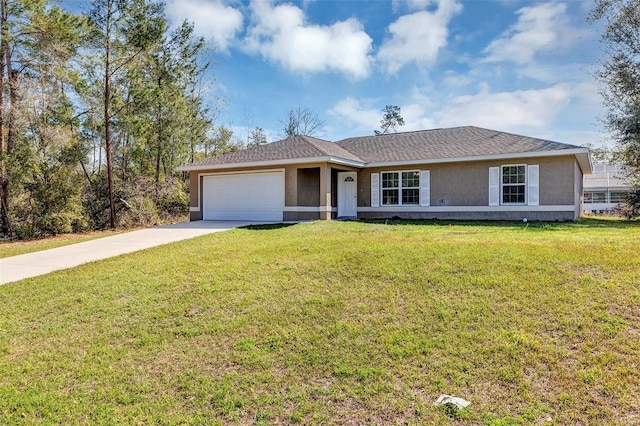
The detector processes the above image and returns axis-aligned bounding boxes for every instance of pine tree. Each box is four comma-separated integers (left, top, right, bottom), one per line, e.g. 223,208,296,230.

85,0,164,228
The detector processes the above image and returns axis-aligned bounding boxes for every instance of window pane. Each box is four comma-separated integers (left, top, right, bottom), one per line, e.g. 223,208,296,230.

382,189,398,205
592,192,606,202
502,167,512,183
502,185,525,203
402,171,419,188
609,192,626,203
584,192,593,203
402,188,419,204
382,172,398,188
502,165,526,184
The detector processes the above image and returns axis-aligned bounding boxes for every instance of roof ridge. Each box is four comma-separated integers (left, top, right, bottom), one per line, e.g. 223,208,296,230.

298,135,333,153
335,125,584,150
298,135,333,144
299,135,365,162
335,126,477,143
293,135,328,157
464,126,584,149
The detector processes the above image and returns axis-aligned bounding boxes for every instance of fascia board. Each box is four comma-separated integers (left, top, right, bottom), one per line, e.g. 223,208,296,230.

177,156,364,171
177,149,591,173
364,148,592,169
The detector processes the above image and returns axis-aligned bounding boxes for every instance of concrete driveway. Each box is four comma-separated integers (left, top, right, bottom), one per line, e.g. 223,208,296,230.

0,221,259,285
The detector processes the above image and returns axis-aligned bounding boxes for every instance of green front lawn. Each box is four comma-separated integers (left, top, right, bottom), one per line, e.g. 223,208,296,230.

1,220,638,424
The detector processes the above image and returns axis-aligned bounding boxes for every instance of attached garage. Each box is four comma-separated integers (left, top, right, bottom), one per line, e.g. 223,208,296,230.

202,171,284,221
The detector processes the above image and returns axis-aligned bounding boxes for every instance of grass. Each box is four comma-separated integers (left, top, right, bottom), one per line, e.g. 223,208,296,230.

0,219,638,424
0,229,132,259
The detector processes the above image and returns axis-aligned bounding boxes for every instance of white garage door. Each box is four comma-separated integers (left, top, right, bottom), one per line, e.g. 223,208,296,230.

203,171,284,221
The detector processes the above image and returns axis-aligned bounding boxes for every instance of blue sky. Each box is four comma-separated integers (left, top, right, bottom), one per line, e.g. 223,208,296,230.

65,0,610,147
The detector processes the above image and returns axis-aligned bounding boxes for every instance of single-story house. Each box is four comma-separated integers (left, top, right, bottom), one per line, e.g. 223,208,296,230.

177,126,592,222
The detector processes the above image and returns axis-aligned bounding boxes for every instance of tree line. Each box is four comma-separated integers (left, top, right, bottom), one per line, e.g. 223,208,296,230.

590,0,640,217
0,0,249,238
4,0,634,240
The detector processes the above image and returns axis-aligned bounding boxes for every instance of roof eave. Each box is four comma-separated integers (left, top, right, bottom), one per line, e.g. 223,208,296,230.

176,148,592,173
576,150,593,175
364,148,593,172
176,156,365,172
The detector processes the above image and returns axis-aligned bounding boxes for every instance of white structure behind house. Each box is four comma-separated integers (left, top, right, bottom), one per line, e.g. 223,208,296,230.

583,164,630,213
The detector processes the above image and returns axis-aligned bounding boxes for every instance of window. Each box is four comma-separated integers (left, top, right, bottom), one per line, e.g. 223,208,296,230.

381,172,398,205
381,171,420,205
584,192,594,203
489,164,538,207
584,192,606,203
501,165,526,204
609,191,627,203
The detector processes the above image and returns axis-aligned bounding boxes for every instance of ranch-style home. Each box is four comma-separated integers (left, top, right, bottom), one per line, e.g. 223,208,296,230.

178,126,592,222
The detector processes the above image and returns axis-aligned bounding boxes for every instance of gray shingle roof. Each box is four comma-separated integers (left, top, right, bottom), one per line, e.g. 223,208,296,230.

180,126,587,169
186,135,363,167
335,126,583,163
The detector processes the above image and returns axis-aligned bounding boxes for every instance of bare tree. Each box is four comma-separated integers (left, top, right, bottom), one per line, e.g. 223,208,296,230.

279,106,325,138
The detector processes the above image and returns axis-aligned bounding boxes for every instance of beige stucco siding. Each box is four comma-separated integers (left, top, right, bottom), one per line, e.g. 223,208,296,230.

284,165,297,206
297,168,321,206
537,156,576,205
430,164,487,206
189,171,202,221
574,159,584,219
358,156,577,207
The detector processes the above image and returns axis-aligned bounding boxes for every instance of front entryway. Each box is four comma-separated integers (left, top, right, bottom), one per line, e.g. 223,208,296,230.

338,172,358,218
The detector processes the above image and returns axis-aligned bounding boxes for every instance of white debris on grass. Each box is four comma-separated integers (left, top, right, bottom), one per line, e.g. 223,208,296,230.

434,394,471,409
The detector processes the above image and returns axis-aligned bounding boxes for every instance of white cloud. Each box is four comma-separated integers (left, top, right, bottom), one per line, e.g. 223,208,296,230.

331,84,575,137
329,98,436,134
398,103,437,130
243,1,373,79
435,84,572,130
329,98,380,129
391,0,434,13
483,3,579,64
165,0,243,51
441,70,473,88
377,0,462,74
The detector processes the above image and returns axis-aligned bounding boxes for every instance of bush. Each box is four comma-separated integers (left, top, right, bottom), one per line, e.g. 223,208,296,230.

623,189,640,219
115,177,189,228
10,181,89,238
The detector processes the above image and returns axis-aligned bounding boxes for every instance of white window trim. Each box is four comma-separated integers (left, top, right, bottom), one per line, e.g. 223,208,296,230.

501,164,527,206
380,170,421,206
